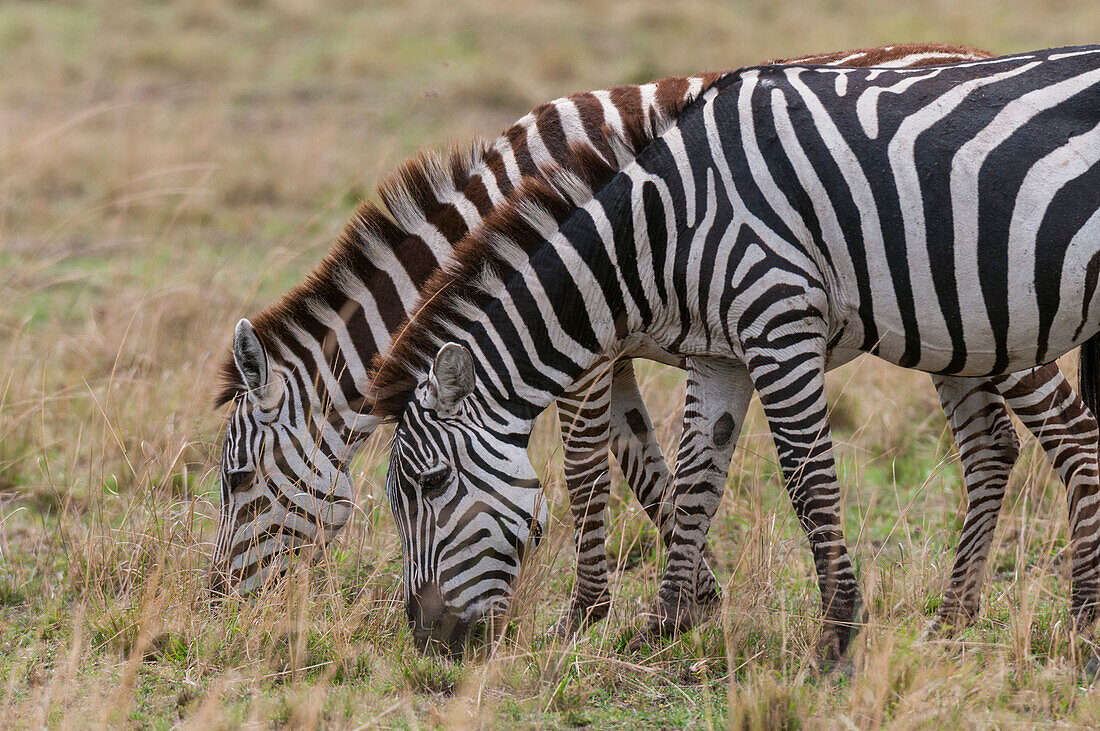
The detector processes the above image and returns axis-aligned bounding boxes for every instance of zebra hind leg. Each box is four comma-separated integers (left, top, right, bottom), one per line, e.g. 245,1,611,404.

606,359,676,554
927,376,1019,637
605,359,728,609
998,366,1100,660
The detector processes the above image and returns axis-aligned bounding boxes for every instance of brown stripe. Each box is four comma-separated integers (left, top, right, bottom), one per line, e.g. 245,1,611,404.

448,149,471,192
381,158,438,218
608,83,646,151
654,76,690,117
393,235,438,289
533,102,573,170
342,210,424,332
505,124,541,179
482,147,515,197
433,203,470,245
463,173,493,215
570,92,613,162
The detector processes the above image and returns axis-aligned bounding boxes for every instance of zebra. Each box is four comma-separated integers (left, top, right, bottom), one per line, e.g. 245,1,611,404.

209,46,1001,609
211,69,728,602
368,46,1100,666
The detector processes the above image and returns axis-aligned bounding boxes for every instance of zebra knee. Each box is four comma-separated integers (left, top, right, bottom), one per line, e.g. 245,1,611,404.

963,408,1019,478
987,402,1021,465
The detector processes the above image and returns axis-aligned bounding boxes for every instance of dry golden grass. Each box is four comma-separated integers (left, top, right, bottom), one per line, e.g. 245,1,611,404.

4,0,1100,726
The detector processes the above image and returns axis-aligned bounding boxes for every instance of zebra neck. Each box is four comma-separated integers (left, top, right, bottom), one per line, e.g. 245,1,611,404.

264,270,401,441
465,188,649,423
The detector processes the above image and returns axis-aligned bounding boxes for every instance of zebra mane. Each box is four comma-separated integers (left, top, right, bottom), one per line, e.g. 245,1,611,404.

367,146,622,420
213,72,730,409
769,42,991,68
212,144,490,408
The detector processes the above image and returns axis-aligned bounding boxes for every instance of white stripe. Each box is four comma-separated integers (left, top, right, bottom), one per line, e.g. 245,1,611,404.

475,158,507,205
555,98,592,148
639,82,659,135
662,125,696,227
522,115,557,171
493,138,525,190
948,65,1100,368
1050,48,1100,61
591,89,624,138
856,68,947,139
306,296,371,393
685,76,704,101
355,228,421,314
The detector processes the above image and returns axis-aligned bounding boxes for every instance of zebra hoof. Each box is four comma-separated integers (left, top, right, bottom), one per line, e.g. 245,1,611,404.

1085,653,1099,682
625,600,697,653
547,616,577,642
625,630,650,654
815,596,865,673
925,600,977,641
920,617,956,642
818,653,857,679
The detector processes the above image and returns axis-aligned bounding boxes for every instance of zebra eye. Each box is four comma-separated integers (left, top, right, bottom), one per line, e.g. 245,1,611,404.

418,464,450,495
226,470,254,491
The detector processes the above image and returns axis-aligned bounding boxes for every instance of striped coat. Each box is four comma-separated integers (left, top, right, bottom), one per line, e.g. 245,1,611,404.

369,46,1100,664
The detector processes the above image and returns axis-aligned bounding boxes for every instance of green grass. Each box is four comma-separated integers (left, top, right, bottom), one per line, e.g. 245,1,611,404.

3,0,1100,726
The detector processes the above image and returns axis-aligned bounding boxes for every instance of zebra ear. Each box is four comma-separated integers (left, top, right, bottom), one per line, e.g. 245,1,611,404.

233,319,276,404
424,342,475,416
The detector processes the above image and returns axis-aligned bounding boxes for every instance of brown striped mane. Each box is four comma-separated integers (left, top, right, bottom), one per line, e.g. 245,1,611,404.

215,43,992,411
212,144,489,407
366,146,620,421
213,73,729,408
770,43,992,67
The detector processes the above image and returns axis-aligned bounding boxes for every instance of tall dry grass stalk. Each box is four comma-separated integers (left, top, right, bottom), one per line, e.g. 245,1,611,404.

4,0,1100,725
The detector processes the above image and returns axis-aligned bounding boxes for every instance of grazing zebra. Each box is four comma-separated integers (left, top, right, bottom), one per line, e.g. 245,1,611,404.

369,46,1100,665
210,69,728,600
209,45,1002,608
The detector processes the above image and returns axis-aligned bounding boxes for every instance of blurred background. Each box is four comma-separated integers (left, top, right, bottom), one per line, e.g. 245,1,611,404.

3,0,1100,725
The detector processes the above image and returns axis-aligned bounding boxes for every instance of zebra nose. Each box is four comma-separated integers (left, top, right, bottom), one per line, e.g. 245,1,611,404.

208,566,230,598
515,518,544,563
407,581,446,638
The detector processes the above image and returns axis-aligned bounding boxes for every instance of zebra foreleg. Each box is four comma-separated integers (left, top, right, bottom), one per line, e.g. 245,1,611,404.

745,334,858,668
554,363,618,636
628,357,753,649
927,376,1019,636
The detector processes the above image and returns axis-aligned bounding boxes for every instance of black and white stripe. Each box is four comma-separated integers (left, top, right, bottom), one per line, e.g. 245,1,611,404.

373,46,1100,663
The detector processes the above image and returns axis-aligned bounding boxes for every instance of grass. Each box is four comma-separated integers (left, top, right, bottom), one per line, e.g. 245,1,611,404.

3,0,1100,726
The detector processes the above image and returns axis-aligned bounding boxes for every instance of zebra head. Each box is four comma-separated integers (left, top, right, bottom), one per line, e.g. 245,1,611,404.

210,319,356,596
385,343,547,652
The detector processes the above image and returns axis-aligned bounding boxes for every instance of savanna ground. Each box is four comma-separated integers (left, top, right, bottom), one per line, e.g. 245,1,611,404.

3,0,1100,727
